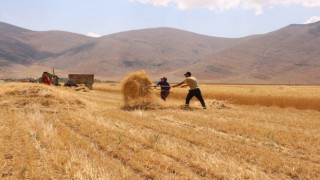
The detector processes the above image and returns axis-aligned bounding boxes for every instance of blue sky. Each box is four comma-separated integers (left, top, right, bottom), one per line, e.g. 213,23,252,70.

0,0,320,38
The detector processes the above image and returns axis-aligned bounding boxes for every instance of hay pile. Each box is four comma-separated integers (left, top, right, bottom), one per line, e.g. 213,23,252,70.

75,85,89,92
193,99,227,109
0,83,85,111
121,70,160,110
206,100,226,109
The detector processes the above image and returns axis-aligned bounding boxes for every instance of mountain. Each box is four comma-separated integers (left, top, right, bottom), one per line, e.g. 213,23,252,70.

0,22,92,65
42,28,243,78
192,21,320,83
0,21,319,84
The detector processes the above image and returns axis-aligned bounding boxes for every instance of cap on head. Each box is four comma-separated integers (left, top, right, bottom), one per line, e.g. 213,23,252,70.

160,77,167,81
184,72,191,76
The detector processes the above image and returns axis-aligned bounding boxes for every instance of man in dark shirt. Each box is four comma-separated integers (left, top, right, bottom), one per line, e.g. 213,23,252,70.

155,77,171,101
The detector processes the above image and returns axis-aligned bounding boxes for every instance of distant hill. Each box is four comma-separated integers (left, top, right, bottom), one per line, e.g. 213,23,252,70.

42,27,242,79
191,22,320,84
0,22,91,65
0,21,320,84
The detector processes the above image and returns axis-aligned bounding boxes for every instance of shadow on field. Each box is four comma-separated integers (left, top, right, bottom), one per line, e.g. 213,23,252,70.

121,103,168,111
121,99,228,111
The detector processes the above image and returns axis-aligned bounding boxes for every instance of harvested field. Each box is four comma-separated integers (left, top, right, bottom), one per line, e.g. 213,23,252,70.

0,82,320,179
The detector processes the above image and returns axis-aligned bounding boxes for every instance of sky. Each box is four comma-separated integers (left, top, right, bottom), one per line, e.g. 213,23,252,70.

0,0,320,38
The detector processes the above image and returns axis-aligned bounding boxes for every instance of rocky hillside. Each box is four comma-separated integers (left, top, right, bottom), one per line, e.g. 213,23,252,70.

0,21,319,84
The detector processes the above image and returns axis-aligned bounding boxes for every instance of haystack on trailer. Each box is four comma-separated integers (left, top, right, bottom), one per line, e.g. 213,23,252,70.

68,74,94,90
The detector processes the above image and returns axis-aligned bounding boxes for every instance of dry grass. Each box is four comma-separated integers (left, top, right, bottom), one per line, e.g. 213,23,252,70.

1,82,320,179
169,85,320,111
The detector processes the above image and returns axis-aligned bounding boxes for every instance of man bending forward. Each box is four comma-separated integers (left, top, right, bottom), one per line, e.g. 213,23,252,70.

172,72,206,109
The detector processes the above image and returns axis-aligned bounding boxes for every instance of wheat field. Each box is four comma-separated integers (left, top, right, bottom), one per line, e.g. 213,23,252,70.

0,82,319,179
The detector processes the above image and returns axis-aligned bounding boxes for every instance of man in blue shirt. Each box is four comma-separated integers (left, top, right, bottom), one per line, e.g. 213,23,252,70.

155,77,171,101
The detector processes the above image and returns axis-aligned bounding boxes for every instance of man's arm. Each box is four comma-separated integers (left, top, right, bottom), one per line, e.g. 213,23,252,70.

154,81,160,88
172,81,185,88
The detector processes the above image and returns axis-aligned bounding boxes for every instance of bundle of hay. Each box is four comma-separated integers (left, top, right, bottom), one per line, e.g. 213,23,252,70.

75,85,89,92
206,99,226,109
0,83,84,111
121,70,159,110
192,100,227,109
